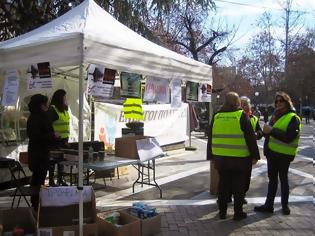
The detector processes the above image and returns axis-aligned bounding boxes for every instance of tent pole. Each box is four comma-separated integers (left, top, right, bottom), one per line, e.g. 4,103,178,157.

78,33,84,236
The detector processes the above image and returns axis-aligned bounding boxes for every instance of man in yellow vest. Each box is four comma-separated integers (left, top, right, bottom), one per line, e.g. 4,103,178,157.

47,89,70,186
254,92,301,215
207,92,260,220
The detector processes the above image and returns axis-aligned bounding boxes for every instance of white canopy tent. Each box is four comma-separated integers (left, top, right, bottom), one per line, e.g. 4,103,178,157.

0,0,212,235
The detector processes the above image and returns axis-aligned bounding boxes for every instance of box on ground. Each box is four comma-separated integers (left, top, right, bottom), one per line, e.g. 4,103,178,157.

97,210,141,236
0,208,36,235
125,209,161,236
37,223,98,236
37,186,97,236
115,135,151,159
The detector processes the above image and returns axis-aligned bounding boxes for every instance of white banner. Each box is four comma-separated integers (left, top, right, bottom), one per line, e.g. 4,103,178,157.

2,70,20,106
26,62,52,90
143,77,170,104
94,102,188,147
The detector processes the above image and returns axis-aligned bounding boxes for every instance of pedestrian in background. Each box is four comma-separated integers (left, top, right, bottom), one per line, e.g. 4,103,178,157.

47,89,70,186
27,94,57,209
207,92,260,220
254,91,301,215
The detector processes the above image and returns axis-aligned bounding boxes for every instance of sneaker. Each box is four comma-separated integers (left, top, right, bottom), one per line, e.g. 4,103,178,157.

282,206,290,215
233,212,247,221
219,211,227,219
59,181,68,186
254,205,274,213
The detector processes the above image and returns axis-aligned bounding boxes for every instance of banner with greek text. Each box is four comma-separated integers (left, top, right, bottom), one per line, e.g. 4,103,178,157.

94,102,188,147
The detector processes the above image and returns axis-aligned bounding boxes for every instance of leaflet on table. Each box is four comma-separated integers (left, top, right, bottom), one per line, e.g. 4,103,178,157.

136,137,164,162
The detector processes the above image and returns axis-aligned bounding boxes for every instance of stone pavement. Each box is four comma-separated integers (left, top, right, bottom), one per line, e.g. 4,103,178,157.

155,203,314,236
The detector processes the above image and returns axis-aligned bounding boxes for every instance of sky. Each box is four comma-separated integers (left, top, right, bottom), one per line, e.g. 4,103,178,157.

214,0,315,52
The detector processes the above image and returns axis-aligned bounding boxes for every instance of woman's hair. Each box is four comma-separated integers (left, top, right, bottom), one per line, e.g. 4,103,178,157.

275,91,294,110
240,96,251,106
28,94,48,114
220,92,241,111
50,89,68,112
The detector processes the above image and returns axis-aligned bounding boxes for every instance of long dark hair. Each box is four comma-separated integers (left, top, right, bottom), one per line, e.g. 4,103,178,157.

50,89,68,112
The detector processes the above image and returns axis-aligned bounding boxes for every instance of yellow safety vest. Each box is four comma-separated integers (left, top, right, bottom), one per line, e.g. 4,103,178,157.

212,110,250,157
123,98,144,121
250,115,258,131
268,112,301,156
52,105,70,139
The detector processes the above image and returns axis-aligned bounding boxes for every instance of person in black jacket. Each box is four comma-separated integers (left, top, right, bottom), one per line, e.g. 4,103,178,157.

207,92,260,220
254,92,301,215
27,94,57,209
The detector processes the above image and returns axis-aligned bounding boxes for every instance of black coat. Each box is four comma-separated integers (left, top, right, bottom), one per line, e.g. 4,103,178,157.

27,111,56,172
207,108,260,171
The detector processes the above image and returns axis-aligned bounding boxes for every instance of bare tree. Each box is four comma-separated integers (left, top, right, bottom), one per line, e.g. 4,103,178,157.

150,2,235,65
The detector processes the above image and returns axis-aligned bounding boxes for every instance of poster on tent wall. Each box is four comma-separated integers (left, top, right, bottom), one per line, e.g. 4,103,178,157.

26,62,52,90
120,72,141,98
94,102,188,147
1,70,20,106
198,83,212,102
170,79,182,108
143,77,170,103
186,81,198,102
87,64,115,98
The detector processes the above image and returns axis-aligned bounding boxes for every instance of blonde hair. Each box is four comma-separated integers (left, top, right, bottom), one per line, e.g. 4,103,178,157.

220,92,241,111
275,91,294,110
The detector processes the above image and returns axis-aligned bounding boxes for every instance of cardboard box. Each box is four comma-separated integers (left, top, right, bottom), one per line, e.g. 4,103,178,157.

124,209,161,236
140,214,161,236
97,211,141,236
38,222,98,236
0,208,36,235
38,186,96,226
115,136,150,159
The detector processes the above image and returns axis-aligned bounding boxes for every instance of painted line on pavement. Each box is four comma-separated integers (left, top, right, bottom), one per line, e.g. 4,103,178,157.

96,165,209,202
96,195,313,207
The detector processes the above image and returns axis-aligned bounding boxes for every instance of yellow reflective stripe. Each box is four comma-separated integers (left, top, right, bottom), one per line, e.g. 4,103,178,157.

212,134,244,138
269,137,298,148
212,143,248,150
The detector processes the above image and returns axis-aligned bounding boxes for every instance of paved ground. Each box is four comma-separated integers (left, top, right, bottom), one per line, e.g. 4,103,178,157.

0,120,314,235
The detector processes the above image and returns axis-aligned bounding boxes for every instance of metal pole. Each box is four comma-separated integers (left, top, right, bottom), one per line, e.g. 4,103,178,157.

78,33,84,236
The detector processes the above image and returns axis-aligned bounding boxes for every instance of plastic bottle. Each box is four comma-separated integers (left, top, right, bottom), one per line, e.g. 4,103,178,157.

88,146,94,162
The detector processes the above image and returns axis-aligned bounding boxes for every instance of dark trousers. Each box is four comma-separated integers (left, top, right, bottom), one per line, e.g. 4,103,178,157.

218,169,247,214
265,157,291,208
30,169,47,208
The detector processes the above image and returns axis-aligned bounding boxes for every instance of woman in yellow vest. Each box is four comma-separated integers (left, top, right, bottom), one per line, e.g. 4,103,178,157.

47,89,70,186
254,92,301,215
207,92,260,220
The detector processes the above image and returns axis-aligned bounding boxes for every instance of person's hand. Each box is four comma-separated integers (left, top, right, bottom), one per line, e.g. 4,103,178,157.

252,159,258,165
263,124,272,134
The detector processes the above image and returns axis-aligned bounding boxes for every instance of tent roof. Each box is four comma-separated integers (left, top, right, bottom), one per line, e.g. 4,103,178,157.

0,0,212,83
